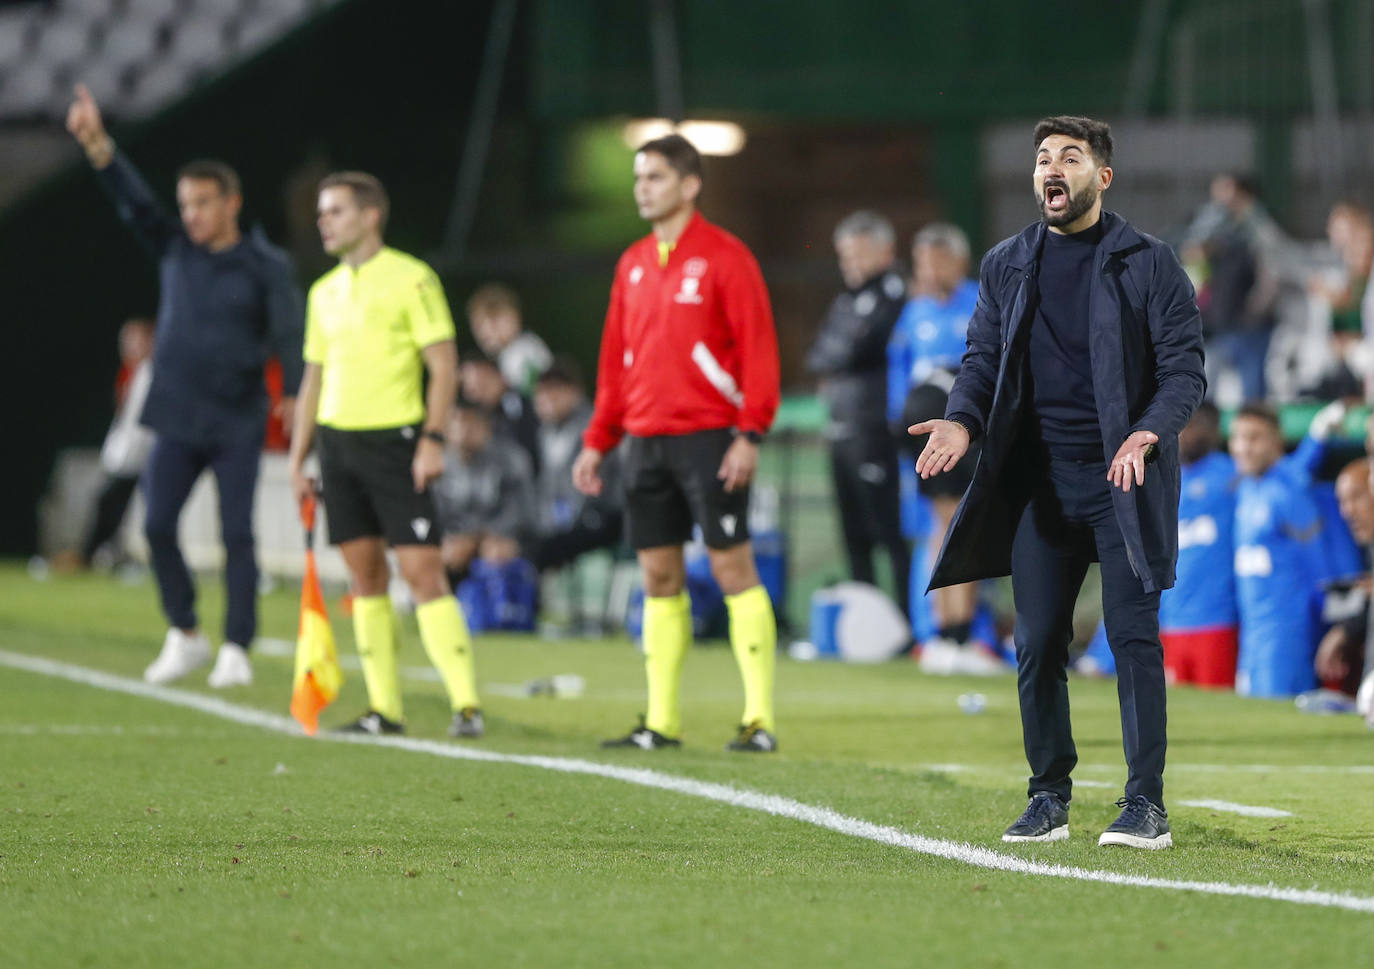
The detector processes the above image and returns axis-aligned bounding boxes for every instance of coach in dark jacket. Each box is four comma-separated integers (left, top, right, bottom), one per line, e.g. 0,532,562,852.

67,84,303,689
912,116,1204,850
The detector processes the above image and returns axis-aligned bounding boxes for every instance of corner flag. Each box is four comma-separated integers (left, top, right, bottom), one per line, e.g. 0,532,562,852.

291,494,343,735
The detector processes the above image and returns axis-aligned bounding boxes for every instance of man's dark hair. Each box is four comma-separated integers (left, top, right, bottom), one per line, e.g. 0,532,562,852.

1225,172,1261,200
1191,400,1221,431
176,159,241,198
637,133,703,181
318,170,390,231
1032,116,1113,168
535,357,584,392
466,282,520,318
1234,401,1281,430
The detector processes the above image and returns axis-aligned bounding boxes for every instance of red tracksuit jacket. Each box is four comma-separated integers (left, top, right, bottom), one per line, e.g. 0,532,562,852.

583,211,780,452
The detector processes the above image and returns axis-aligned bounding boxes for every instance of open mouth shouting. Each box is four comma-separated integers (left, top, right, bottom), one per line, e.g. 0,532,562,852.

1043,179,1069,214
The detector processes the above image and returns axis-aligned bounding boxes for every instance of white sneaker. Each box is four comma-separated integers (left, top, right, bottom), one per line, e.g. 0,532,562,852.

952,645,1010,676
917,637,961,675
144,629,212,684
207,642,254,688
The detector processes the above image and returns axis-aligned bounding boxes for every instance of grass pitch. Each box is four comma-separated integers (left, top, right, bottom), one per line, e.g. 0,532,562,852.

2,564,1372,968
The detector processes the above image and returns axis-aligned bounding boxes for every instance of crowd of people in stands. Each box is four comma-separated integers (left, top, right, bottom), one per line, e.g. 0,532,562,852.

431,285,625,631
815,183,1374,717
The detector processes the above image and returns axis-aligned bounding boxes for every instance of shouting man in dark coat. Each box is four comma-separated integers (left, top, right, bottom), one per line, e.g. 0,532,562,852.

910,116,1205,849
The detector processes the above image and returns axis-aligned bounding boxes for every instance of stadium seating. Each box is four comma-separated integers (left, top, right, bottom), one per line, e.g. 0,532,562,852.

0,0,339,123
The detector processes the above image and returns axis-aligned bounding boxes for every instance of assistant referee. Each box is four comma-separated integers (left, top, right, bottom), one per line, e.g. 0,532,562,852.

287,171,482,739
573,134,782,752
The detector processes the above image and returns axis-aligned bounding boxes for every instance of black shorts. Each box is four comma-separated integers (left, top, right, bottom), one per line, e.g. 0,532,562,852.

622,429,751,550
317,425,441,547
902,381,979,499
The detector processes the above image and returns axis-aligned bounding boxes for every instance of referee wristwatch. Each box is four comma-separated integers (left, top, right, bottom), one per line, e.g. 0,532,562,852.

420,428,446,445
738,430,764,445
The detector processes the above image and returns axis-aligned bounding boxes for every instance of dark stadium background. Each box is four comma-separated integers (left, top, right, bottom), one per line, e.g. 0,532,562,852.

4,0,1369,554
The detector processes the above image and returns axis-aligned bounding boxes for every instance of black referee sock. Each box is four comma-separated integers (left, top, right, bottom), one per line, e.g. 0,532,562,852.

939,621,973,645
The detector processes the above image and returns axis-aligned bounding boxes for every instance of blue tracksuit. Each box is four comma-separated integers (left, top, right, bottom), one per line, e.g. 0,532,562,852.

886,279,980,425
888,280,979,632
1234,438,1325,697
1161,451,1238,633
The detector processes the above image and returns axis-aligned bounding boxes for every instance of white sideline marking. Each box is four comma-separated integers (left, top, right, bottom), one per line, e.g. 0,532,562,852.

0,724,186,736
915,761,1374,778
1179,799,1295,819
2,648,1372,916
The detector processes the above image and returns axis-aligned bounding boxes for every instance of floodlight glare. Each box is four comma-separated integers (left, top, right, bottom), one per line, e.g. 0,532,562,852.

622,118,747,156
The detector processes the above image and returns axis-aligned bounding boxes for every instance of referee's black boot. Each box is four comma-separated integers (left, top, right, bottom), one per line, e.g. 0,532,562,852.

725,720,778,753
449,707,485,739
1098,795,1173,849
601,716,680,750
338,711,405,736
1001,792,1069,842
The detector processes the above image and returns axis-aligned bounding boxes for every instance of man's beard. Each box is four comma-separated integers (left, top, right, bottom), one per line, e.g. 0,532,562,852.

1037,181,1098,228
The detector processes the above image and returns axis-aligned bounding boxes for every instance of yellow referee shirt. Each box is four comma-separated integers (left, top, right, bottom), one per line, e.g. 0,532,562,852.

304,247,455,430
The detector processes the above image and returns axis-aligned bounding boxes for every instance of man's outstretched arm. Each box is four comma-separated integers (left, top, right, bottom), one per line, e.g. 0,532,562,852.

66,83,177,256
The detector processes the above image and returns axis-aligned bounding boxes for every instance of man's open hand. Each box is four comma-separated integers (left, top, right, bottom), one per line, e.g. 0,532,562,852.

910,419,970,479
1107,430,1159,493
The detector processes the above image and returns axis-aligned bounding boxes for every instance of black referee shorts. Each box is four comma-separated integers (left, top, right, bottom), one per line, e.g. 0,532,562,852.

623,428,751,550
902,382,979,499
317,424,441,547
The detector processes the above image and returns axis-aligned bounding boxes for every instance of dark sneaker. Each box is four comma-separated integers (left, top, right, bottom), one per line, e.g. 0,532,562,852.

338,711,404,736
725,720,778,753
601,716,680,750
1098,795,1172,849
1002,792,1070,843
449,707,485,739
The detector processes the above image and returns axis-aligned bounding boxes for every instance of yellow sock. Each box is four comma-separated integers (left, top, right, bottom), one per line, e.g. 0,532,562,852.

352,595,403,723
643,591,691,738
726,585,776,731
415,596,479,711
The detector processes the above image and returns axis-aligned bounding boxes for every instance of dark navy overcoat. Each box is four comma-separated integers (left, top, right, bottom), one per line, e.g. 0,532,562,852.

932,211,1206,594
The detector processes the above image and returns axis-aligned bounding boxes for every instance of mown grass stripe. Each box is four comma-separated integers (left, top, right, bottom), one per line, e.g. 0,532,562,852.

2,647,1371,915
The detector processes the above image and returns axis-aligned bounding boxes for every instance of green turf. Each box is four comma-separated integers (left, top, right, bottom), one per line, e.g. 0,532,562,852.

2,564,1372,968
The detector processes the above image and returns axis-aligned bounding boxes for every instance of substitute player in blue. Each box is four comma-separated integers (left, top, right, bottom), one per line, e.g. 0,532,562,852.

67,84,303,688
1229,403,1344,698
1159,402,1239,687
888,224,996,672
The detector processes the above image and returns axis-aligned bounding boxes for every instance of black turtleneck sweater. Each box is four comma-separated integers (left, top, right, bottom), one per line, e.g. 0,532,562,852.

1029,220,1104,459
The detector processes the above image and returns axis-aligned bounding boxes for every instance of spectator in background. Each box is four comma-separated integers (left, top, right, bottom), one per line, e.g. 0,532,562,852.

1229,402,1345,697
528,360,623,571
1304,203,1372,400
1160,402,1238,688
889,223,995,673
66,84,303,689
467,283,553,396
433,397,537,583
1313,459,1374,698
459,353,541,475
65,318,157,570
1181,173,1282,404
806,210,911,617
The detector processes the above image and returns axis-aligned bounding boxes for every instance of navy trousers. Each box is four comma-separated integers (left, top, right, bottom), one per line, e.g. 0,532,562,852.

1010,456,1167,808
142,434,261,647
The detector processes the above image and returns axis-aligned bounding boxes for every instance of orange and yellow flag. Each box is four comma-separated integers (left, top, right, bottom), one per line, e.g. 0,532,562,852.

290,495,343,735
